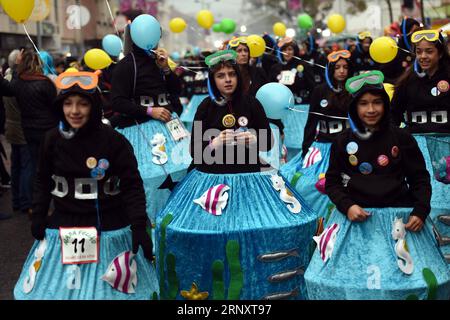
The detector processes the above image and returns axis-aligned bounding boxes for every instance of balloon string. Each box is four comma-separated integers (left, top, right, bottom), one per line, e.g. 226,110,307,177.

265,46,326,69
394,46,413,55
22,24,57,77
150,49,203,75
104,0,124,51
188,25,206,38
287,107,349,120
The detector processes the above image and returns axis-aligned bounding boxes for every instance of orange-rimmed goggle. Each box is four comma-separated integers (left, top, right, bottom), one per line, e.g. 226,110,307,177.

228,36,247,48
327,50,351,63
411,29,441,44
55,70,101,91
358,31,372,40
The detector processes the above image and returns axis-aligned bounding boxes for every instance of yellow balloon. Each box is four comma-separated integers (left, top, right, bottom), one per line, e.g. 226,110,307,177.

84,49,113,70
247,34,266,58
1,0,35,23
383,83,395,101
169,17,187,33
168,58,177,71
196,10,214,29
29,0,50,22
327,14,346,34
65,67,79,73
273,22,287,37
369,37,398,63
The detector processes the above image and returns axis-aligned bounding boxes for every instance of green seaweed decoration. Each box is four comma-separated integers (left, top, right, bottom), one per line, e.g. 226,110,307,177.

325,202,336,224
167,253,180,299
152,292,158,300
290,172,303,188
405,268,438,300
226,240,243,299
159,213,174,300
212,260,225,300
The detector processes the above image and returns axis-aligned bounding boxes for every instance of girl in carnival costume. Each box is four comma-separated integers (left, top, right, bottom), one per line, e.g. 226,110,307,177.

305,71,450,300
14,71,157,299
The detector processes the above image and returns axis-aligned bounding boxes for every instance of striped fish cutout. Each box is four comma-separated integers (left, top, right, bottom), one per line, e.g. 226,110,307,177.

193,184,230,216
302,147,322,168
313,223,340,263
102,251,137,294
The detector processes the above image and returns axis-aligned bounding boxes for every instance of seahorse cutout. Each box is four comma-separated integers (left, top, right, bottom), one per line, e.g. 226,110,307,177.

392,217,414,275
270,174,301,213
151,133,168,165
23,239,47,293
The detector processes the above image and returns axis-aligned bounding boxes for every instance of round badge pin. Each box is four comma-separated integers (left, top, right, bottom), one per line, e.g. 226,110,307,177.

222,114,236,128
431,87,441,97
437,80,449,93
86,157,97,169
346,141,358,155
297,65,304,73
98,159,110,170
391,146,399,158
377,155,389,167
356,58,361,64
320,99,328,108
402,61,408,68
359,162,373,175
238,116,248,127
277,74,282,81
349,155,358,166
90,167,105,180
406,56,412,62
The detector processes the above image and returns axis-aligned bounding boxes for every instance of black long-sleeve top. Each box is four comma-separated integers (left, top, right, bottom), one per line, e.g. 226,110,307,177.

246,65,268,97
190,95,273,174
111,46,182,128
34,125,148,230
269,59,316,104
391,64,450,134
301,83,351,157
325,126,431,221
351,49,379,74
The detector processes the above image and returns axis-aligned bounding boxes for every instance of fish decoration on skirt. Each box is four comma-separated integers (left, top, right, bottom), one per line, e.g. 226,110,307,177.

302,146,322,169
313,223,340,263
392,217,414,275
270,174,301,214
102,251,137,294
267,267,305,283
193,184,230,216
261,287,299,300
151,133,168,165
257,248,299,263
23,239,47,293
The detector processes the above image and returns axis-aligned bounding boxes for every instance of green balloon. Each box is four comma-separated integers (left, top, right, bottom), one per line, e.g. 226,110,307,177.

212,23,222,32
220,18,236,34
297,13,313,30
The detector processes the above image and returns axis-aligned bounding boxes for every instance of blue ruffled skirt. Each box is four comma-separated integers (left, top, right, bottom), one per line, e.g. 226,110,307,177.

155,169,317,300
305,207,450,300
14,227,159,300
281,104,309,161
414,135,450,259
116,118,191,223
281,141,334,222
180,94,208,131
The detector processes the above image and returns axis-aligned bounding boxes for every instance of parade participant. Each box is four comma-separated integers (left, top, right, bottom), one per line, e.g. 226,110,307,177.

351,31,378,73
14,71,158,299
379,17,421,84
305,71,450,300
155,50,316,300
269,37,315,105
301,33,327,85
111,17,190,225
392,29,450,259
229,36,268,97
281,50,353,223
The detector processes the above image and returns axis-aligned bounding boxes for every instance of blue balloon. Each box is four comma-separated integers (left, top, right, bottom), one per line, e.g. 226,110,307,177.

102,34,122,57
130,14,161,51
193,46,201,56
171,51,180,60
256,83,294,119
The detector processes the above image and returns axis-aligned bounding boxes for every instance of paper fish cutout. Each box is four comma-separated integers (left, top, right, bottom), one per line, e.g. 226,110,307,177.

193,184,230,216
102,251,137,294
313,223,340,262
302,147,322,168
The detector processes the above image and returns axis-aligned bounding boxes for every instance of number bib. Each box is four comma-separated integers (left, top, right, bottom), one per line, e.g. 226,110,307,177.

166,117,189,141
279,70,296,85
60,227,99,265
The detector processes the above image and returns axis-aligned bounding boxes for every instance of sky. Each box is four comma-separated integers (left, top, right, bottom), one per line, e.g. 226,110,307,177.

167,0,248,23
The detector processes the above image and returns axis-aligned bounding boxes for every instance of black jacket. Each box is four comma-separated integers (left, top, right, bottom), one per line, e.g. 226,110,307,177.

351,48,379,74
111,46,182,128
391,64,450,134
325,126,431,221
302,83,351,157
269,59,315,104
34,124,148,230
378,37,414,84
242,64,268,97
190,95,273,174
